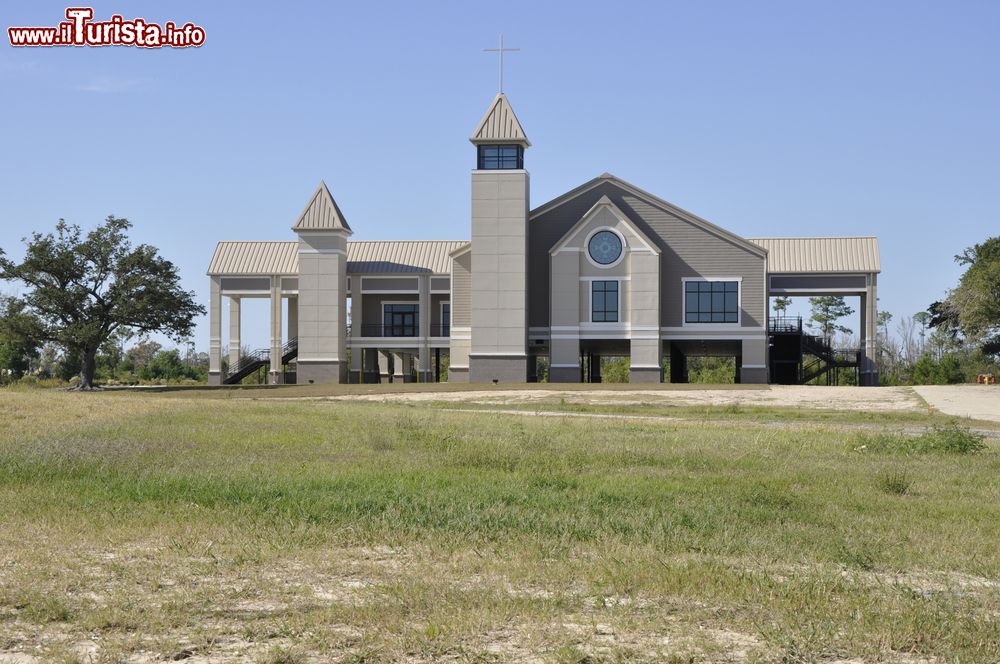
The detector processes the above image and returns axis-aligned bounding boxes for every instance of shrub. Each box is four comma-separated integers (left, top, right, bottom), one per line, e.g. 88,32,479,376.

853,424,987,455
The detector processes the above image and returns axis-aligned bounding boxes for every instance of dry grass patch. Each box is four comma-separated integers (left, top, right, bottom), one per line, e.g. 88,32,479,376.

0,389,997,661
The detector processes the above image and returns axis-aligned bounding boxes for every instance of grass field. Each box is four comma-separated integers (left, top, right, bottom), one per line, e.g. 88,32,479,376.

0,388,997,662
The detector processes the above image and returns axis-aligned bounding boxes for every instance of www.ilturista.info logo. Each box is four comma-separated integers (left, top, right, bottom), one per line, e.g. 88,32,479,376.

8,8,205,48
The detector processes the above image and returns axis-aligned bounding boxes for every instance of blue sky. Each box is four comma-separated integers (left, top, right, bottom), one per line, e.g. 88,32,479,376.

1,1,997,351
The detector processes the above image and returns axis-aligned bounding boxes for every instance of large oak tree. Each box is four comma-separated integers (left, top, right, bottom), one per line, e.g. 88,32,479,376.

0,216,205,389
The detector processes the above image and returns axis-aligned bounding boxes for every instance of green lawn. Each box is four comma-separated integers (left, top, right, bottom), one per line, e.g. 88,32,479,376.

0,389,997,662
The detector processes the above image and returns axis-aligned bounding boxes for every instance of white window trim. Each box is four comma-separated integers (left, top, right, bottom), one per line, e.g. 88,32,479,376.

583,227,628,270
681,277,742,327
589,278,622,324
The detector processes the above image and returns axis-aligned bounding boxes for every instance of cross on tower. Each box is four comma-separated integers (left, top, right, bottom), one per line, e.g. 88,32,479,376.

483,33,519,93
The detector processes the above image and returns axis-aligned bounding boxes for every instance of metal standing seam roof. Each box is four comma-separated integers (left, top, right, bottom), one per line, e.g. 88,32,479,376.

470,92,531,146
291,180,352,232
207,240,468,276
207,241,299,276
748,237,881,274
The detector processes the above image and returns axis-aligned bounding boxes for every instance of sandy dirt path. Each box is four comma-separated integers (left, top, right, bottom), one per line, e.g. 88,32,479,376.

313,385,925,412
912,385,1000,422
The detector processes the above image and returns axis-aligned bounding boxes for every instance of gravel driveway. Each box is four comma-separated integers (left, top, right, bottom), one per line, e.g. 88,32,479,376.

912,385,1000,422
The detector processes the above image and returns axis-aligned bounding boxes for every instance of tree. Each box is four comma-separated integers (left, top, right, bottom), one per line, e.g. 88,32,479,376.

912,311,930,354
140,349,199,382
0,217,205,389
0,295,44,381
125,339,163,374
772,296,792,317
877,311,893,340
943,236,1000,355
808,296,854,344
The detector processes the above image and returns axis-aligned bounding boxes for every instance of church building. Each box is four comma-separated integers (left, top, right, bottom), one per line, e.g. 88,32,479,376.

206,92,881,386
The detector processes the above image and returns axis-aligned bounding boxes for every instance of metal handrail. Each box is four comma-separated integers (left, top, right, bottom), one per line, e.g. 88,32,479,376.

226,337,298,378
358,324,419,337
769,316,802,333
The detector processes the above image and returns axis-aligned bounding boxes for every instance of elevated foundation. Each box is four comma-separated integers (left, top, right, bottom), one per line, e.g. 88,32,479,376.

469,355,527,383
297,360,346,384
629,367,662,383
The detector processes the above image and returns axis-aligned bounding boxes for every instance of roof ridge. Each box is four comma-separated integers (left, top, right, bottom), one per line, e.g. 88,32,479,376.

748,236,878,240
347,239,468,243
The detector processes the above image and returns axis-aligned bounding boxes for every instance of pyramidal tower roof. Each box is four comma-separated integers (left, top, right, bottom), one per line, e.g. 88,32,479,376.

470,93,530,147
291,180,352,233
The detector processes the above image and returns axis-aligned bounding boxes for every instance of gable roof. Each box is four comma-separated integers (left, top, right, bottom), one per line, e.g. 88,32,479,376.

291,181,352,233
748,237,880,273
470,93,530,146
550,195,661,256
207,240,466,276
531,173,766,258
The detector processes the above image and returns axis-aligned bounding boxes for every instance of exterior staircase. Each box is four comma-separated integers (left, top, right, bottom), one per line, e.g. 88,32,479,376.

801,334,859,385
768,317,860,385
223,337,298,385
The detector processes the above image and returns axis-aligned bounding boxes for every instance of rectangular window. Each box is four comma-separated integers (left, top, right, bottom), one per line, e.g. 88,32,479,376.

441,303,450,337
591,280,619,322
383,303,418,336
685,280,738,323
477,144,523,169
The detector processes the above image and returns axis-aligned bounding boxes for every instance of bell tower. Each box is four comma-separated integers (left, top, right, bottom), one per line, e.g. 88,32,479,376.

293,181,352,384
468,93,531,382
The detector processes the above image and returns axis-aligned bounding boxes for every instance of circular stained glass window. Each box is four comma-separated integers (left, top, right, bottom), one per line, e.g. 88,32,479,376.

588,230,623,265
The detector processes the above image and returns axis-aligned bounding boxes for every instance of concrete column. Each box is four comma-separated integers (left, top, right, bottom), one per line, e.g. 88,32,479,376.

739,338,768,384
349,293,361,381
860,275,878,386
870,275,879,384
208,277,222,385
269,275,283,385
418,275,432,381
628,249,662,383
392,352,408,382
378,350,390,382
228,297,241,370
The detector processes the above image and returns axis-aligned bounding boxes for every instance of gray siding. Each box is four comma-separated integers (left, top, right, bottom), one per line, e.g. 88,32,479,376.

452,251,472,327
529,181,766,328
770,275,867,290
220,277,270,291
361,276,418,292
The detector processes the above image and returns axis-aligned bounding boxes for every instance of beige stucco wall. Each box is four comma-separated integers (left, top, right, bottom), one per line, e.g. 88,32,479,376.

296,231,348,383
470,170,529,382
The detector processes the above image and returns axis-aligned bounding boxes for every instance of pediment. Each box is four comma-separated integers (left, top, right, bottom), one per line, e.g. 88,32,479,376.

549,195,660,256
